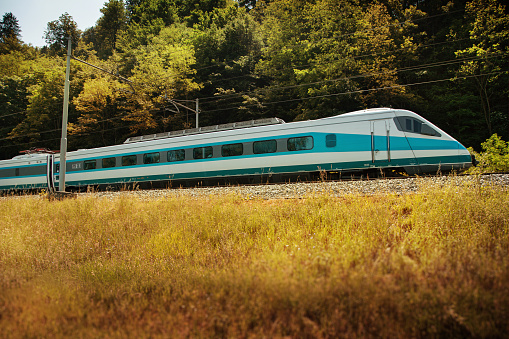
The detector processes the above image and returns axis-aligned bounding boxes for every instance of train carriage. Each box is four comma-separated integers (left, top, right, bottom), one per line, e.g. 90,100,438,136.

0,108,473,191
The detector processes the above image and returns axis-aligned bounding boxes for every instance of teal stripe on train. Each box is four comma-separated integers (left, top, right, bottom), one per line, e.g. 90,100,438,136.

0,132,465,174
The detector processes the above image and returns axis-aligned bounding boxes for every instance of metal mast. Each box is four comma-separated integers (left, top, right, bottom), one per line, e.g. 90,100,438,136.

59,37,71,192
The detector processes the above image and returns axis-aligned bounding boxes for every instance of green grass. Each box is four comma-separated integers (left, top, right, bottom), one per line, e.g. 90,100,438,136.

0,181,508,338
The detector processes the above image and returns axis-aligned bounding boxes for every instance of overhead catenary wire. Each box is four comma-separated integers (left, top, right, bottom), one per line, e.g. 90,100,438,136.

1,70,504,149
203,37,473,86
203,71,507,113
0,32,477,122
1,50,506,143
0,7,504,151
197,52,507,106
0,123,143,150
2,50,507,144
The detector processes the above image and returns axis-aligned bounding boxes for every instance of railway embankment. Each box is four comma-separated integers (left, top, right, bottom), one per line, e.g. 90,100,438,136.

79,173,509,200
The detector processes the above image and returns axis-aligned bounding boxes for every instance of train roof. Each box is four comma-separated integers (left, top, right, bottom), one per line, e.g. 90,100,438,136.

336,107,394,117
123,108,397,145
123,117,286,144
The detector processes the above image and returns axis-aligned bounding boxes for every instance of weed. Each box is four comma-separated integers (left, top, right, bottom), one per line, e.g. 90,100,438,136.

0,182,507,338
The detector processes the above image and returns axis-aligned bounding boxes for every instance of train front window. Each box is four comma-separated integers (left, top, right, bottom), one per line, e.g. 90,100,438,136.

144,152,160,164
168,149,185,162
122,155,137,166
394,117,441,137
406,119,412,131
193,146,213,159
102,157,116,168
288,136,314,151
253,140,277,154
221,143,243,157
413,120,422,134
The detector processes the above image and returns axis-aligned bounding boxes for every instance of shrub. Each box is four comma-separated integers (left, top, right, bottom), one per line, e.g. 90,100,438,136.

468,134,509,173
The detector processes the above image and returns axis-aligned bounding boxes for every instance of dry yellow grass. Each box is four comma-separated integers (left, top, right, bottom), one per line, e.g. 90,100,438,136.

0,181,507,338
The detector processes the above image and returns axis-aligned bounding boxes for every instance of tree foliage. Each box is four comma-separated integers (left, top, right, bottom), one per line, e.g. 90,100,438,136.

455,0,509,136
93,0,128,59
0,12,23,53
468,134,509,173
0,0,507,160
0,13,21,41
44,13,82,54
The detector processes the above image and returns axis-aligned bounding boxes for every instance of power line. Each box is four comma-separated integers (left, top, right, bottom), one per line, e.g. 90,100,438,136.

204,71,506,113
0,34,473,121
2,52,505,142
2,70,503,150
197,52,507,106
0,122,140,150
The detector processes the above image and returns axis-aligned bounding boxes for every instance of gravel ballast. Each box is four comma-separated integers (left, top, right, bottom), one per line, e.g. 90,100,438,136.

2,174,508,201
83,174,509,200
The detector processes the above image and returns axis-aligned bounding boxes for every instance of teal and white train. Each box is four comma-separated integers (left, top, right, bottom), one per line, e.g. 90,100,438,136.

0,108,473,191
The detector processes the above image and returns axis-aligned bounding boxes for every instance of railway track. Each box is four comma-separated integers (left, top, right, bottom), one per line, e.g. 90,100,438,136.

79,173,509,200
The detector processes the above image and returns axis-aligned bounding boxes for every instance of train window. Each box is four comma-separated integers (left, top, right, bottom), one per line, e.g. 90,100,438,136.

326,134,337,148
221,143,243,157
102,157,116,168
144,152,160,164
413,120,422,133
253,139,277,154
394,117,441,137
84,160,96,170
168,149,185,162
405,118,412,131
288,136,314,151
421,124,439,136
193,146,213,159
122,155,137,166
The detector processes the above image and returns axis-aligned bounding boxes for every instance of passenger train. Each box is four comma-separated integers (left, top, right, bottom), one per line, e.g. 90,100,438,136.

0,108,473,192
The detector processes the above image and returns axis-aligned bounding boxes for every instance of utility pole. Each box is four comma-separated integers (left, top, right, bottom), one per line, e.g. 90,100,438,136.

196,98,199,128
59,37,71,192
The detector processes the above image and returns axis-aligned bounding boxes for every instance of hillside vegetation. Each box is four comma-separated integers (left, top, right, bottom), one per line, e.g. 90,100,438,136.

0,0,508,159
0,180,507,337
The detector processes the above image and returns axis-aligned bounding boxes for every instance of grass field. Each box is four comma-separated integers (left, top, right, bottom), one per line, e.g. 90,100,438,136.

0,180,507,338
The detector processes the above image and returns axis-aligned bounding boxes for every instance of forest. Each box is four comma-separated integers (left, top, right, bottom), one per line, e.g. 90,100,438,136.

0,0,507,160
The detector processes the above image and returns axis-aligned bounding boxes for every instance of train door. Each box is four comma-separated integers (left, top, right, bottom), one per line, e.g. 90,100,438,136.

370,120,391,166
46,154,56,193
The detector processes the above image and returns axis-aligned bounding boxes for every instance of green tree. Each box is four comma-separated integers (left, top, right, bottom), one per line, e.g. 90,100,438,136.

70,76,131,147
254,0,422,121
125,0,230,27
468,134,509,173
0,51,62,159
0,75,30,159
192,4,265,125
0,12,23,53
455,0,509,137
125,25,200,133
8,57,85,153
44,13,82,55
93,0,128,59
